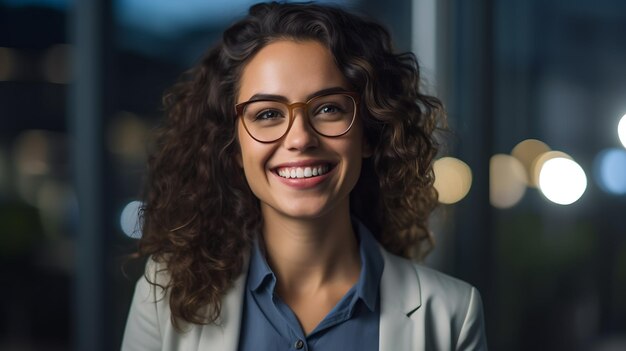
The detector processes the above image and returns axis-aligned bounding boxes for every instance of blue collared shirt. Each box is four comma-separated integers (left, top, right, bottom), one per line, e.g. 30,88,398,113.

237,220,384,351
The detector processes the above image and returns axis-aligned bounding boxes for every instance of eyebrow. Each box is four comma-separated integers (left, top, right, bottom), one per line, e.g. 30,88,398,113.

245,86,351,103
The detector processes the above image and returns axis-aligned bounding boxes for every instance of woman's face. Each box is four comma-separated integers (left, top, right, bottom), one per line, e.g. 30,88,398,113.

236,40,368,221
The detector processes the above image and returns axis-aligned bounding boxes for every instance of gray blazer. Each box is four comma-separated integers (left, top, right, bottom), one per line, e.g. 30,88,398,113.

122,246,488,350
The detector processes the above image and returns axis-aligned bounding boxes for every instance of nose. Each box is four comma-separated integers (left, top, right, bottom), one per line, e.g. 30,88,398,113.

282,105,319,151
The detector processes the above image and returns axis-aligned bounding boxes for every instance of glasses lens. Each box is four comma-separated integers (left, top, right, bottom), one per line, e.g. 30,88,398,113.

238,93,357,142
307,94,356,137
241,101,290,142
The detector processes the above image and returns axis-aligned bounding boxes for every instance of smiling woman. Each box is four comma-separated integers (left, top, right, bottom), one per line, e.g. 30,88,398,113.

121,2,487,350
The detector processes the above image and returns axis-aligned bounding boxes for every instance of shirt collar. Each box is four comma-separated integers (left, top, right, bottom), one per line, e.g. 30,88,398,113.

248,236,276,293
246,218,385,311
353,218,384,312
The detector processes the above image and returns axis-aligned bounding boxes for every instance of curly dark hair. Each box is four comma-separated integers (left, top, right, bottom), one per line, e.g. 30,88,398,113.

138,1,444,331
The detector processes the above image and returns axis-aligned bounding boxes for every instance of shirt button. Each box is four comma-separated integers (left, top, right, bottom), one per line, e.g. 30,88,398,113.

294,339,304,349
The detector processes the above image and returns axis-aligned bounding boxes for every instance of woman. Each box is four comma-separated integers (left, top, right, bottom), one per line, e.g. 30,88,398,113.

122,2,487,350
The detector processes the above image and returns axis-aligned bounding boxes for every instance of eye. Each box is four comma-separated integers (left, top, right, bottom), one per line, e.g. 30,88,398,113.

254,109,284,121
316,104,344,115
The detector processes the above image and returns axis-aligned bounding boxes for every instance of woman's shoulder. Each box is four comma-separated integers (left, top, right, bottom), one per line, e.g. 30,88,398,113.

134,256,174,317
134,256,173,305
123,255,250,350
380,249,488,349
381,249,476,295
412,262,477,299
121,257,173,350
380,248,483,318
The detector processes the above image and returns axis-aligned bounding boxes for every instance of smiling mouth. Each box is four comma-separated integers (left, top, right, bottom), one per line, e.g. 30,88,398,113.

275,164,333,179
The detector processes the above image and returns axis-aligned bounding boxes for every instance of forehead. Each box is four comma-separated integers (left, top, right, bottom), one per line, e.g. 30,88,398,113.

237,40,349,103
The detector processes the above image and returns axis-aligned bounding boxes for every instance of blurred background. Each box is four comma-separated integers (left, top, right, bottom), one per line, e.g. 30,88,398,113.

1,0,625,350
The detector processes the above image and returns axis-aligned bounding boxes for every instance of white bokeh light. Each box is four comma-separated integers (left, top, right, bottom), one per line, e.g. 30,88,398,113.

619,114,626,149
538,157,587,205
531,150,571,189
120,200,143,238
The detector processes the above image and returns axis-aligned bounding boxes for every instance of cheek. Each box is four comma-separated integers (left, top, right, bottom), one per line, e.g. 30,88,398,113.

335,134,366,179
347,125,367,160
237,142,275,202
237,143,259,193
237,129,274,178
236,121,264,171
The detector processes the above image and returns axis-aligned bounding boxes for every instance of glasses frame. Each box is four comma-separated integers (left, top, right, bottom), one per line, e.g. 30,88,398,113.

235,91,360,143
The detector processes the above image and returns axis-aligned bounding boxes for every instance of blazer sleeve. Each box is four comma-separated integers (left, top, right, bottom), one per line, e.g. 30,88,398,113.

121,259,164,351
455,286,488,351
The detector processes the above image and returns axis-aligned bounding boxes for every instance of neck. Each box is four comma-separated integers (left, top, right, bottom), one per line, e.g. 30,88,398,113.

260,201,361,296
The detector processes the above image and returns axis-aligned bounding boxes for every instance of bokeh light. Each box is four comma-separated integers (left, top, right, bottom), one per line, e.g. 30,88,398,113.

511,139,551,187
0,47,17,81
532,150,572,189
538,157,587,205
107,111,149,164
490,154,527,208
433,157,472,204
120,200,143,239
14,130,51,176
13,130,53,205
42,44,72,84
37,180,73,238
619,114,626,149
593,148,626,195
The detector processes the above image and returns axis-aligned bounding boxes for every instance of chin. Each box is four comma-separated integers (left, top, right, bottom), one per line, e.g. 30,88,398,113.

280,205,331,220
263,199,339,221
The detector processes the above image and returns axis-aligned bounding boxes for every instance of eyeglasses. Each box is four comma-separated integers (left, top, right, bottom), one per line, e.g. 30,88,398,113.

235,91,359,143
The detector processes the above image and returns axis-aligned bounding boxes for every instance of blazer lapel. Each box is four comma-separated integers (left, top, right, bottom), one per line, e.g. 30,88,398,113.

378,248,422,350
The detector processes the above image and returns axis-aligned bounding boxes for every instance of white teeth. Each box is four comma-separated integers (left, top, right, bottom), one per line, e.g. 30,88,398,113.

276,165,330,179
